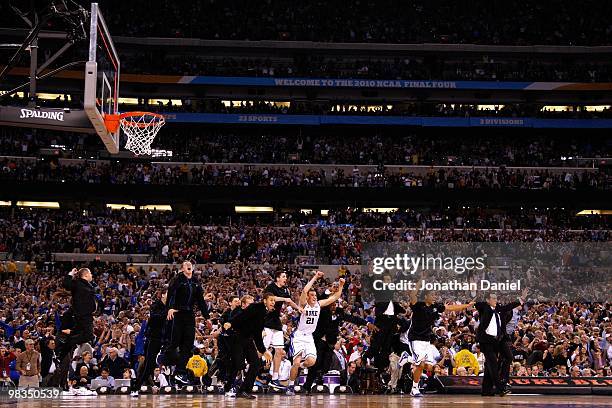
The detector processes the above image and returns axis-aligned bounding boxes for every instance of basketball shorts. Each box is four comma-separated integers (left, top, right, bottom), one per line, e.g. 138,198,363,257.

263,328,285,349
290,331,317,361
410,340,439,366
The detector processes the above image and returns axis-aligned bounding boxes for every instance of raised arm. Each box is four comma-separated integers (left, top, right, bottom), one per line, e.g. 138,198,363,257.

62,268,78,291
273,296,301,311
444,300,475,313
299,271,324,307
319,278,346,308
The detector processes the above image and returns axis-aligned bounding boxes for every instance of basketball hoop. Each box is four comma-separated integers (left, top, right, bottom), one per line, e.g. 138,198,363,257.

104,112,165,156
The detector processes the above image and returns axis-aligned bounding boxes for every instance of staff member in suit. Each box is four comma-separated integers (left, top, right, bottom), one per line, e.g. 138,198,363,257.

165,261,215,385
475,290,526,397
61,268,98,356
340,361,361,393
132,289,168,395
223,293,275,399
40,337,59,386
364,273,406,375
57,267,99,390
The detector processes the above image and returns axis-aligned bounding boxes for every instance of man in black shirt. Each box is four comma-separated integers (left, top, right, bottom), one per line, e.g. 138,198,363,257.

132,289,167,395
56,267,99,390
165,261,214,385
61,268,97,356
263,271,300,389
218,295,241,393
408,289,473,397
224,293,275,399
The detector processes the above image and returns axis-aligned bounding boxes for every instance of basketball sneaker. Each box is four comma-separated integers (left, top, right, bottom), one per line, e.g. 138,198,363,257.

174,373,190,385
269,379,286,390
410,386,423,397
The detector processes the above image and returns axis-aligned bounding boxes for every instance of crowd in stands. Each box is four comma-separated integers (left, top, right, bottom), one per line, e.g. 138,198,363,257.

1,207,610,265
120,53,612,83
0,260,610,391
1,157,609,190
154,131,611,167
3,0,607,46
1,126,610,167
173,101,612,119
1,0,612,395
6,93,612,121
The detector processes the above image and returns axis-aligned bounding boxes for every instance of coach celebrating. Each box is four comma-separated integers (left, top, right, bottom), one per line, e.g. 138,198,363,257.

475,290,526,396
132,289,168,395
165,261,215,385
224,293,275,399
61,268,97,356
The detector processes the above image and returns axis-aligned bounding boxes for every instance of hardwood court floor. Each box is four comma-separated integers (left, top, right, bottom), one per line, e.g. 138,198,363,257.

1,394,611,408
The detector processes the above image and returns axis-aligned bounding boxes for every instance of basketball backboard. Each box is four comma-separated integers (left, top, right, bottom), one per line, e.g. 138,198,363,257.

83,3,120,153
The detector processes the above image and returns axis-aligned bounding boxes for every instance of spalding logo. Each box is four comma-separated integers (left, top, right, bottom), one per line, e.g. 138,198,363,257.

19,109,64,121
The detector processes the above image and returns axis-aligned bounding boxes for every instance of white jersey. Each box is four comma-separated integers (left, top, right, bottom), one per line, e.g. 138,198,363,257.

296,301,321,335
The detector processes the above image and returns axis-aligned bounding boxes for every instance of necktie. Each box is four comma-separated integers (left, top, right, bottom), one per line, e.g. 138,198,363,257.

495,312,501,339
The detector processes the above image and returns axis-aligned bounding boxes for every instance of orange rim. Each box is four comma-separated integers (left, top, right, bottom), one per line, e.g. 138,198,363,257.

104,112,165,132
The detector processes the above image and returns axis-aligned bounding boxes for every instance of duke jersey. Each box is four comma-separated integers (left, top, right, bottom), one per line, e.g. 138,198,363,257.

297,302,321,334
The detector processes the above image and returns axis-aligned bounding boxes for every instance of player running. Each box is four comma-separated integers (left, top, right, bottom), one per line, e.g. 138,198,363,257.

407,285,473,397
286,271,345,396
264,271,301,390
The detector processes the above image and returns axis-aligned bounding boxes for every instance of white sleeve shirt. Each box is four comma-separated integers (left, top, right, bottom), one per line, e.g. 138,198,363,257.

485,307,499,337
383,301,395,316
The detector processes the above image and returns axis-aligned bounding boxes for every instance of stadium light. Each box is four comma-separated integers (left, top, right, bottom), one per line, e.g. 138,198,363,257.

363,207,399,213
141,205,172,211
16,201,60,209
106,203,136,210
235,206,274,213
576,210,612,215
0,201,11,206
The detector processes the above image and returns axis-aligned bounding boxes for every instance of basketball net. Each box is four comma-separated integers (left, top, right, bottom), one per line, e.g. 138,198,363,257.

105,112,165,156
121,112,165,156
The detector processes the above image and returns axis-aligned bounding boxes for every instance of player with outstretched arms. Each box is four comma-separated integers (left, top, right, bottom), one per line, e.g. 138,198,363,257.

407,282,474,397
286,271,345,396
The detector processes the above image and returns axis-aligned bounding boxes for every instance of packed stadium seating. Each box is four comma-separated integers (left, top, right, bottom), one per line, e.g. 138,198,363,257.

0,0,610,396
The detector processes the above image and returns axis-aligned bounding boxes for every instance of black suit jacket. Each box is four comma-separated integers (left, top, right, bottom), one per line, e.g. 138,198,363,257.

39,337,57,377
145,300,167,340
373,301,405,318
62,275,97,317
373,301,405,333
475,301,520,344
314,306,368,345
340,368,361,393
229,303,269,353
